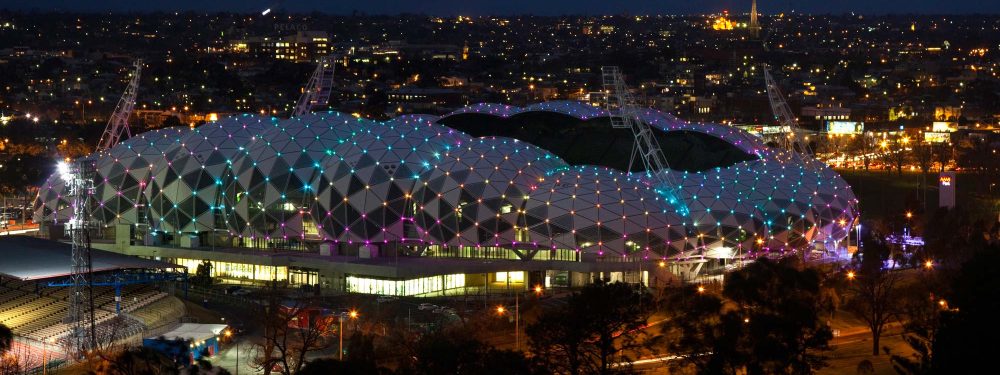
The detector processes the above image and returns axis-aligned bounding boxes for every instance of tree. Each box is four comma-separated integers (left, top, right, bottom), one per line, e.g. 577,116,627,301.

660,284,744,374
886,290,939,375
250,293,336,375
724,257,832,374
398,329,544,375
911,138,934,203
92,346,180,375
933,143,951,173
922,207,988,268
0,324,10,355
527,280,653,375
928,244,1000,373
851,133,879,171
885,242,1000,374
190,260,213,286
662,257,832,375
880,136,910,176
846,231,902,356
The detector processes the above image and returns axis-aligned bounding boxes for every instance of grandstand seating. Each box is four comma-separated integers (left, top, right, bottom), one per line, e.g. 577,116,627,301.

0,279,174,342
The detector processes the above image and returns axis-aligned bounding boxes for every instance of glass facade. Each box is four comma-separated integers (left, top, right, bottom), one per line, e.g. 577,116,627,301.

346,274,466,296
174,258,289,283
423,245,579,261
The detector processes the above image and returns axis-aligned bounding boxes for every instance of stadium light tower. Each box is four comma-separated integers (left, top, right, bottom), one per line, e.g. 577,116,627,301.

97,59,142,152
60,158,97,355
292,55,337,117
763,65,815,164
600,66,688,216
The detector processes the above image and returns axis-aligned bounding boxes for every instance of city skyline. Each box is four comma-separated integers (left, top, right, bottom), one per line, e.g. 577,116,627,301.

2,0,999,15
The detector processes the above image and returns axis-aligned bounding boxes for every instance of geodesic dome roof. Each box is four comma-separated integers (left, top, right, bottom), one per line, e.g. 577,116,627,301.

145,115,275,234
220,112,376,245
411,136,570,248
313,114,466,243
437,101,859,254
32,173,71,224
34,101,858,259
522,166,688,257
92,126,191,226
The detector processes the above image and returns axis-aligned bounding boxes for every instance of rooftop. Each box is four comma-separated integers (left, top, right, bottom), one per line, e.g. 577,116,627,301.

0,235,185,281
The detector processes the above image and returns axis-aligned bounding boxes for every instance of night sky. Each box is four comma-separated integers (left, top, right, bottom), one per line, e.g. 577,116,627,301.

1,0,998,15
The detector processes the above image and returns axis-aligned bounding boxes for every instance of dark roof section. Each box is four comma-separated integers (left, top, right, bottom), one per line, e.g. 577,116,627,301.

437,111,757,173
0,235,184,281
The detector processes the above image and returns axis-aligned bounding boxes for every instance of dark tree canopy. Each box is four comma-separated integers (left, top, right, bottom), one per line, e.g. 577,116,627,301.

931,244,1000,373
527,280,653,375
398,329,544,375
663,257,832,375
0,324,11,355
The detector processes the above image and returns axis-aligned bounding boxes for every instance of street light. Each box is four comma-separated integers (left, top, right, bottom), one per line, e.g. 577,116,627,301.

846,270,856,280
340,310,359,360
496,298,520,351
696,285,706,294
924,260,934,269
224,330,238,375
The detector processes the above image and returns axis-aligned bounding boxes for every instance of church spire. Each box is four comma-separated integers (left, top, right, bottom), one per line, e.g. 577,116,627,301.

749,0,762,39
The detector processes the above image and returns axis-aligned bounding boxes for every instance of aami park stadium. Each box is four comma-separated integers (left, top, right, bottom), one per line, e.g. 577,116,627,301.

32,101,858,297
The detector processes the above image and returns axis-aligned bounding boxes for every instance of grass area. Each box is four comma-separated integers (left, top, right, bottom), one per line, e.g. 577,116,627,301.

180,299,226,324
837,169,1000,221
820,331,912,375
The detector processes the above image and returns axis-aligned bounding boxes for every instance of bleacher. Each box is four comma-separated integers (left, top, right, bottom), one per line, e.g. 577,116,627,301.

0,280,172,342
0,236,187,346
130,295,186,331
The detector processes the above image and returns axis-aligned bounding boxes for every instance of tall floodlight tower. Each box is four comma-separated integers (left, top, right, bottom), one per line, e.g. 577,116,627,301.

600,66,688,216
292,55,336,117
749,0,762,39
60,158,97,355
97,59,142,152
763,65,816,165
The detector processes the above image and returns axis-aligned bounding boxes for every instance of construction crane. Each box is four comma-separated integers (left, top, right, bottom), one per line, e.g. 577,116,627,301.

59,158,97,355
762,65,813,159
601,66,688,216
97,59,142,152
292,55,337,117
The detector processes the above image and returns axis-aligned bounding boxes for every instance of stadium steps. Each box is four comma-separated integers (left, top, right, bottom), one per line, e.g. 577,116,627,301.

0,282,171,342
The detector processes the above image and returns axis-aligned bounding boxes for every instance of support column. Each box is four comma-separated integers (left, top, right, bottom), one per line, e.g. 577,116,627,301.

114,284,122,315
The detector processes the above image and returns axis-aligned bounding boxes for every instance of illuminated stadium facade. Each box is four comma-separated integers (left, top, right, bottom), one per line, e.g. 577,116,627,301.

34,101,858,296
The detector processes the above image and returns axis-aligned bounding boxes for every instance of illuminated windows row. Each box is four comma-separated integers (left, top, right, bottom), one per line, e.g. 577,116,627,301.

346,274,466,296
174,258,289,283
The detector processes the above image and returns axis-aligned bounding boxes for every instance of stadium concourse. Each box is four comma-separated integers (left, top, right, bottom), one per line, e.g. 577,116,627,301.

0,235,188,370
32,101,859,297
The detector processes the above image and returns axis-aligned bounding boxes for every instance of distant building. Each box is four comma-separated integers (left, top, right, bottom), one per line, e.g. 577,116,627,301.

388,87,466,111
228,31,331,62
802,104,851,121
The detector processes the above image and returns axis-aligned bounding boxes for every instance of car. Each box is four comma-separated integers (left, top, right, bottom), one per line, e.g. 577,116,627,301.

332,309,350,319
225,286,252,296
418,303,437,311
377,296,398,303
